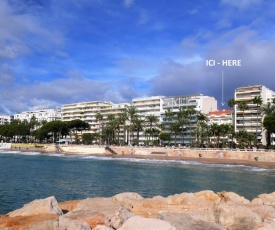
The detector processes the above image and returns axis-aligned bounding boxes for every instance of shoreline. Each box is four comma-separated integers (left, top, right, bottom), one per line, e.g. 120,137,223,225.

4,146,275,169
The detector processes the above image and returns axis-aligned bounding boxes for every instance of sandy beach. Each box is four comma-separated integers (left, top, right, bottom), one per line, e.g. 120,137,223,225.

7,145,275,169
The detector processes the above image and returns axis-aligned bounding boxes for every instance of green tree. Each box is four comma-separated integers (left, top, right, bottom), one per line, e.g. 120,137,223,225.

146,114,159,142
96,112,104,145
132,116,143,146
186,106,196,145
263,112,275,147
169,121,180,146
67,119,90,143
196,112,208,147
177,108,188,146
40,120,69,143
126,105,138,145
159,132,171,146
228,98,236,108
253,96,263,140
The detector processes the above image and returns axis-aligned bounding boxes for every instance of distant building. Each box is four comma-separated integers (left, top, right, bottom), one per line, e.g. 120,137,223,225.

0,115,13,125
207,109,232,125
14,108,61,123
161,94,217,146
234,85,275,145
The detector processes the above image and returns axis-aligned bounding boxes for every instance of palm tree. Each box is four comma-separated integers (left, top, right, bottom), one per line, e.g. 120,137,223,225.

228,98,236,109
186,106,196,145
261,102,275,147
237,101,249,130
164,108,174,145
169,121,180,146
132,116,143,145
210,123,220,147
126,105,138,145
146,115,159,142
252,96,263,140
177,108,188,146
95,112,103,145
196,112,208,147
118,110,128,145
261,102,275,116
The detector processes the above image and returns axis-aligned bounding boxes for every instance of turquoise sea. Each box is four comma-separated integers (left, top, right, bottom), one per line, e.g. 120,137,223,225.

0,150,275,214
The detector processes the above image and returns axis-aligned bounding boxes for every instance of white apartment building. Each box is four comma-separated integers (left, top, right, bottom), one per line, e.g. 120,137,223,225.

14,108,61,123
61,101,116,132
61,97,164,144
0,115,13,125
234,85,275,145
161,94,217,146
132,96,164,144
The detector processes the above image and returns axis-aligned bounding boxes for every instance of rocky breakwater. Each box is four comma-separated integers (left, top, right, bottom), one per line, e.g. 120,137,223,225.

1,191,275,230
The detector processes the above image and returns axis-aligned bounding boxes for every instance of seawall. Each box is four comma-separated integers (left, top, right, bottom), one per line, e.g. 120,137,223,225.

108,146,275,162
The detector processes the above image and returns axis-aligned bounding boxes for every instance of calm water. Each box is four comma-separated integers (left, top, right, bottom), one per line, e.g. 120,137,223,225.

0,150,275,214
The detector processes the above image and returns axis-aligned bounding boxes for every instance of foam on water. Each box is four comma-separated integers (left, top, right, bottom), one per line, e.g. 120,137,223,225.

0,150,41,155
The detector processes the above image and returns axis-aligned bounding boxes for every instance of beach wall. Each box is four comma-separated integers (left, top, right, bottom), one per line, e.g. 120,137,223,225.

58,145,106,154
0,143,11,149
109,146,275,162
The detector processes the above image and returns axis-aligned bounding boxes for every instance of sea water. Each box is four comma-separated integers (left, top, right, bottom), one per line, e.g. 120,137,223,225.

0,150,275,214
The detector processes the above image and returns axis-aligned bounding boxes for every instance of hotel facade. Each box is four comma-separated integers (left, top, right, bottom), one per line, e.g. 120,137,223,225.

234,85,275,145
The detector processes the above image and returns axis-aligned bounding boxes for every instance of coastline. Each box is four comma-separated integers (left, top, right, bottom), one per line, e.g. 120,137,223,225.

5,145,275,169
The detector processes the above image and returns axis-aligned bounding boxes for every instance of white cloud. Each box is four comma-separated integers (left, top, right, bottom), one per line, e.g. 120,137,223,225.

124,0,134,8
138,9,149,25
0,0,64,63
149,26,275,107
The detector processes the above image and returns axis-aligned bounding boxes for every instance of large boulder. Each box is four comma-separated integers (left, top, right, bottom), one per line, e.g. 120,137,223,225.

251,205,275,221
0,214,59,230
8,196,63,217
112,192,143,203
167,192,215,210
118,215,176,230
214,203,262,230
109,207,135,229
217,191,250,205
252,192,275,205
158,212,225,230
58,197,121,229
194,190,221,203
58,200,81,213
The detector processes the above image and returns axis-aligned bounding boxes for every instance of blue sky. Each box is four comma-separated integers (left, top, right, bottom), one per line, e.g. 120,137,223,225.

1,0,275,114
